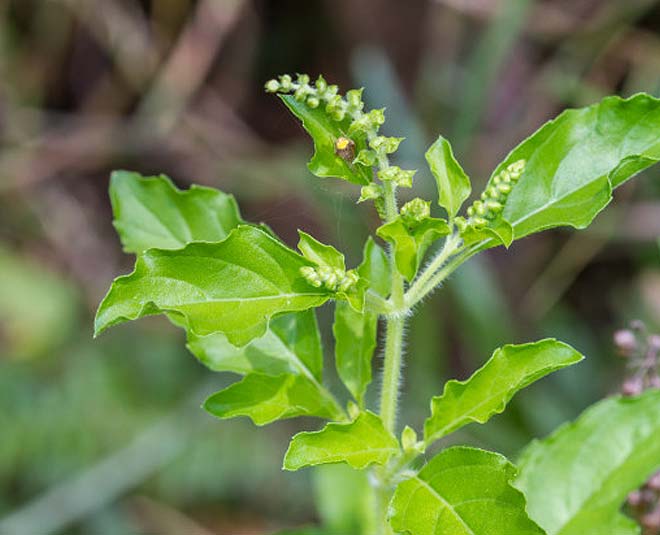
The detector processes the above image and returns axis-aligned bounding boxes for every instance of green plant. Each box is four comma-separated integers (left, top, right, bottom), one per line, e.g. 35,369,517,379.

95,74,660,535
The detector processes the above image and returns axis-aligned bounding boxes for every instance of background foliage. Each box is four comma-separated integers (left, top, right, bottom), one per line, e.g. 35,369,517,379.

1,1,660,533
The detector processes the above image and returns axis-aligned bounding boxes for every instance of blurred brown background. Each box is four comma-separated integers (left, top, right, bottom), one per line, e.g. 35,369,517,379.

1,1,660,533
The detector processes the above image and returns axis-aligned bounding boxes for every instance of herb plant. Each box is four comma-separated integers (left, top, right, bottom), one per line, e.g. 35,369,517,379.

95,74,660,535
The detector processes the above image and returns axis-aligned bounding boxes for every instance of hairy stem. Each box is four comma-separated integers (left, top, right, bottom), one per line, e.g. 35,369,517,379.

404,233,462,308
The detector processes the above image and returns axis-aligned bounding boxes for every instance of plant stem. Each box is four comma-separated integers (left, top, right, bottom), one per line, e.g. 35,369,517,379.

404,233,462,308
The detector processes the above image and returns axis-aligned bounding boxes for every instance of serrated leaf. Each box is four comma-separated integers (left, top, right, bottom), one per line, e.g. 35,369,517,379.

283,411,398,470
425,136,472,218
280,95,371,185
424,339,583,445
94,226,332,346
377,217,451,281
485,94,660,245
110,171,244,254
203,373,338,425
515,389,660,535
187,310,323,380
334,238,389,405
388,446,544,535
297,230,346,270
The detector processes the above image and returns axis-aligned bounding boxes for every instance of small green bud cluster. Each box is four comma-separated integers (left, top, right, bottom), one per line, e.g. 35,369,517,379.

377,166,416,188
456,159,526,231
300,265,359,292
265,74,363,122
266,73,413,214
400,198,431,224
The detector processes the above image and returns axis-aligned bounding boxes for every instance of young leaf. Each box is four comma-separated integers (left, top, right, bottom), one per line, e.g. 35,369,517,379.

424,339,583,445
334,238,389,405
203,373,338,425
280,95,371,185
425,136,471,219
283,411,398,470
487,94,660,244
110,171,244,254
297,230,345,270
94,226,332,346
388,446,544,535
187,310,324,380
515,389,660,535
377,217,451,281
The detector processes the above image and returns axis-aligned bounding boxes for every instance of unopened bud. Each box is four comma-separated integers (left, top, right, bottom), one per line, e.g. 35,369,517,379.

306,96,320,108
338,270,359,292
628,490,644,508
648,471,660,491
401,198,430,222
401,426,418,452
358,183,383,203
641,506,660,531
300,266,322,287
614,329,637,356
264,79,280,92
622,376,644,396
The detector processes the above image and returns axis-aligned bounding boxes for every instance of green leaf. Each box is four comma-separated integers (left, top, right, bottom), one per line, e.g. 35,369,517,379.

94,226,332,346
460,218,514,248
203,373,337,425
187,310,323,380
488,94,660,244
283,411,399,470
377,217,451,281
424,339,583,445
389,446,544,535
425,136,472,218
109,171,244,254
515,389,660,535
334,239,389,405
297,230,345,270
280,95,371,185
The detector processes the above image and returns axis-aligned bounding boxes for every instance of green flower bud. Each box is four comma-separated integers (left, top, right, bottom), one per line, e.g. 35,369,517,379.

318,266,339,288
296,73,310,85
454,216,468,232
306,96,320,108
401,426,418,452
279,74,292,90
315,75,327,94
367,108,386,127
369,136,403,154
378,166,400,182
507,159,526,177
358,183,383,203
347,401,360,420
264,79,280,93
338,270,359,292
497,182,512,194
401,198,431,222
354,149,377,167
346,88,364,114
300,266,322,287
472,216,488,228
325,84,338,99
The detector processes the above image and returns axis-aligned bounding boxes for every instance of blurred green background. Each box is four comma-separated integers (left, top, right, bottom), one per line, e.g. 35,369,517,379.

1,0,659,533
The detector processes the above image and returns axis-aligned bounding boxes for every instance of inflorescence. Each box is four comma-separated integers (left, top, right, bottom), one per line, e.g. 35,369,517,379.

617,321,660,534
265,74,415,206
455,159,526,232
300,265,359,293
